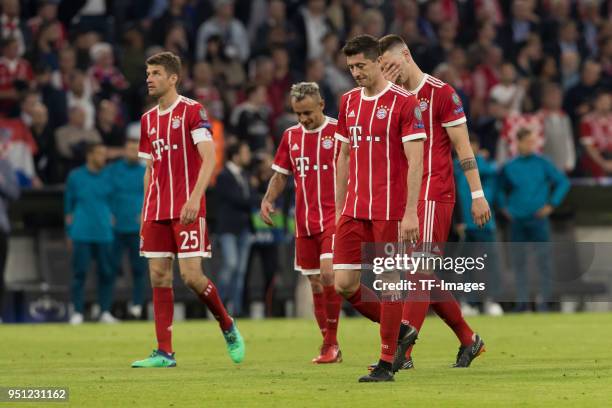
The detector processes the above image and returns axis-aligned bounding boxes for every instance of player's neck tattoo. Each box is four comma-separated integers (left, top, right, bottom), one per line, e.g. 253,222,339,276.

460,158,477,172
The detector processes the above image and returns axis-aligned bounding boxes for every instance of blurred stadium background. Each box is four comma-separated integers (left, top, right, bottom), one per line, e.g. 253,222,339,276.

1,0,612,324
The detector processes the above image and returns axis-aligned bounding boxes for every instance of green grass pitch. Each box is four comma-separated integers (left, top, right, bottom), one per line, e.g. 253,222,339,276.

1,313,611,407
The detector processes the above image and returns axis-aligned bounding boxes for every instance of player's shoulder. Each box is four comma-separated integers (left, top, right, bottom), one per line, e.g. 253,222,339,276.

141,105,157,121
426,75,457,97
179,95,203,111
389,83,418,105
325,116,338,128
342,87,361,98
282,123,302,138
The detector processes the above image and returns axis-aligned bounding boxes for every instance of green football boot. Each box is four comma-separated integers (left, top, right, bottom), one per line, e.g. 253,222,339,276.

223,322,245,363
131,350,176,368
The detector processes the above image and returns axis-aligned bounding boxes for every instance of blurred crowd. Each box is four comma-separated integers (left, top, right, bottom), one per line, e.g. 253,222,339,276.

0,0,611,188
1,0,612,318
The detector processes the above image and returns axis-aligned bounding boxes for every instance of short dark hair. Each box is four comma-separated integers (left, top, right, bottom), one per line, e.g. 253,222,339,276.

85,142,105,156
378,34,406,54
516,128,533,141
245,82,262,98
342,35,380,61
226,142,247,161
146,51,182,80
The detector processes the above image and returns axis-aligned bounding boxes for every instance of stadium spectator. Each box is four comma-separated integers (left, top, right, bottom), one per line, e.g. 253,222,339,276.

87,42,129,99
229,83,271,156
26,0,64,41
120,27,146,90
215,142,254,316
0,153,18,322
95,99,124,158
64,142,117,324
55,105,101,178
361,8,385,39
471,45,502,119
107,138,146,319
496,0,539,60
499,128,570,312
190,61,223,121
290,0,335,73
579,90,612,177
150,0,195,48
538,83,576,173
0,37,34,116
559,50,581,91
202,34,246,89
163,24,190,63
252,0,290,57
196,0,250,63
18,90,40,127
489,62,527,115
0,0,28,57
563,59,602,123
267,47,292,126
33,63,67,130
0,115,39,187
66,70,94,129
454,134,503,316
304,58,336,118
28,101,55,183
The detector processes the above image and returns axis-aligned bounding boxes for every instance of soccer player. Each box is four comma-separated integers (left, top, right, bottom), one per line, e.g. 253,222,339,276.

333,35,425,382
260,82,343,364
131,52,245,368
378,34,491,369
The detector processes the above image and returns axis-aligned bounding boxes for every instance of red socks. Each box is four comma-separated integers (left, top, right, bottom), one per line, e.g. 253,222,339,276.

401,273,431,331
153,287,174,354
431,299,474,346
346,284,381,323
312,291,327,338
198,281,233,331
379,299,403,362
323,285,342,346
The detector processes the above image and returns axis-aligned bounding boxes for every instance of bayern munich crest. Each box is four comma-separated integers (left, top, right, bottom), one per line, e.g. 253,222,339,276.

419,98,428,111
376,106,388,119
321,135,334,149
171,116,181,129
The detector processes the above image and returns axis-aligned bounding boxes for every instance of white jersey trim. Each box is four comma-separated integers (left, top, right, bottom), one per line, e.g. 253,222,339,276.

402,133,427,142
441,117,467,128
192,128,213,144
271,163,291,175
140,251,175,259
138,152,152,160
361,81,393,101
157,95,182,116
333,263,362,270
334,132,349,143
177,251,212,258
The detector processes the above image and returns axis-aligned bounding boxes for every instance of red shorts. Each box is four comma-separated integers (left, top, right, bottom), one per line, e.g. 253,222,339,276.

140,217,211,259
417,200,454,256
295,228,334,275
333,215,401,270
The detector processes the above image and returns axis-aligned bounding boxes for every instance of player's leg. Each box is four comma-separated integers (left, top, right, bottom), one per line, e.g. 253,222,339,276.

175,218,244,363
132,220,177,368
70,242,92,324
296,234,327,341
334,216,380,323
426,201,483,367
320,230,342,352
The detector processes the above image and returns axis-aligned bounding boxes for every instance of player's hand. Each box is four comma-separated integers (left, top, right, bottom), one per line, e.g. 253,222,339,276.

603,160,612,174
400,211,419,244
260,200,275,226
471,197,491,228
180,197,200,225
381,60,401,83
535,204,553,219
455,223,467,240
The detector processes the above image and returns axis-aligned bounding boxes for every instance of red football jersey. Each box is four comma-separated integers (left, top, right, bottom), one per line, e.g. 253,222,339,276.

335,82,426,221
579,112,612,177
409,74,467,203
272,116,340,237
138,95,213,221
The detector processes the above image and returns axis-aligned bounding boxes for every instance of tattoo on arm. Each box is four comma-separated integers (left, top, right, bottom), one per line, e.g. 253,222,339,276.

460,158,477,172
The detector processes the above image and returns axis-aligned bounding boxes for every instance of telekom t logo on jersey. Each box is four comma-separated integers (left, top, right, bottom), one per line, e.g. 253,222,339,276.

151,139,179,160
295,157,310,178
349,126,362,149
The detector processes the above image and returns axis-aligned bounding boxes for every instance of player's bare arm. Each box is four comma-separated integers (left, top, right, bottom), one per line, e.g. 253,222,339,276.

260,172,288,226
447,123,491,227
140,159,152,233
180,140,216,225
402,140,423,243
335,141,350,223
